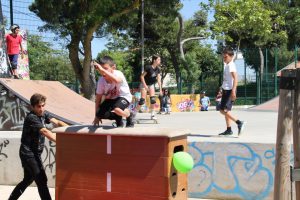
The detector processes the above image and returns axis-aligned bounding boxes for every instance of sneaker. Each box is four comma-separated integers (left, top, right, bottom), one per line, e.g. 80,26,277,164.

219,130,233,136
13,74,20,79
237,121,245,136
151,115,157,120
126,112,135,128
115,118,125,128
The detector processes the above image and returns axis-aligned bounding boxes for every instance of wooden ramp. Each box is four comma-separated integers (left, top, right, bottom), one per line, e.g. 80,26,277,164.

249,96,279,112
0,78,103,130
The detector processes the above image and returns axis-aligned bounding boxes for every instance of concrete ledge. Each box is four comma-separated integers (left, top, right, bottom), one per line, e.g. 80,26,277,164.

188,139,278,200
0,131,56,187
0,131,289,199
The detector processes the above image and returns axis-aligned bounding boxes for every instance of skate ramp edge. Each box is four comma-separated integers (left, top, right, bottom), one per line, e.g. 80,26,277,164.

0,78,96,125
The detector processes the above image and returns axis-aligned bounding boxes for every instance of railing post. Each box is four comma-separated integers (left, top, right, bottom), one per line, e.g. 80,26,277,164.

293,68,300,199
274,69,295,200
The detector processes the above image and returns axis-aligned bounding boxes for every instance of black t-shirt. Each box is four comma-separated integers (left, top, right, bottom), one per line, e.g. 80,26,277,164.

144,65,160,85
20,111,51,157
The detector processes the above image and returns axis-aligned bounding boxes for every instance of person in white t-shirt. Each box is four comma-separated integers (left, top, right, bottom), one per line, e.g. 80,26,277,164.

219,47,245,136
93,56,134,127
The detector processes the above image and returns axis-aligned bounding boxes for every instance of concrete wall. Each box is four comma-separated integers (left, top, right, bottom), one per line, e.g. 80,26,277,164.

0,132,56,187
0,132,292,199
188,140,294,200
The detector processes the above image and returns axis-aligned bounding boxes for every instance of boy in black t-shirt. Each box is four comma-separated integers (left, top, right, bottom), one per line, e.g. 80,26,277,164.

135,55,162,119
9,93,68,200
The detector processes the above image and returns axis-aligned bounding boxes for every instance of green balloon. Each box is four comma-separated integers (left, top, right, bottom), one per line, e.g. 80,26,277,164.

172,151,194,173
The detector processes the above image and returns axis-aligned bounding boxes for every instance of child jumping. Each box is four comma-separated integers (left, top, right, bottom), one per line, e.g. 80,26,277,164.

93,56,134,128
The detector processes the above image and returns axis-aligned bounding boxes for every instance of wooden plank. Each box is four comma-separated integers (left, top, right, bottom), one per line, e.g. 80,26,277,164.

293,68,300,200
56,176,169,197
167,136,188,199
274,69,294,200
58,134,169,156
56,188,170,200
56,155,169,177
111,136,168,156
56,130,188,199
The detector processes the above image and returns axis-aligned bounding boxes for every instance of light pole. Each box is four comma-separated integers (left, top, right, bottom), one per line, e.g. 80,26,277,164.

9,0,13,26
141,0,144,73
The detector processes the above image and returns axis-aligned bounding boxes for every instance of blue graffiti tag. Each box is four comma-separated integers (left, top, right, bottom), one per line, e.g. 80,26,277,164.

188,142,274,200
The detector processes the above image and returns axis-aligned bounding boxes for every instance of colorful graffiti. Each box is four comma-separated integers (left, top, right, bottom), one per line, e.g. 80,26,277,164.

188,142,275,200
177,99,195,112
17,29,29,80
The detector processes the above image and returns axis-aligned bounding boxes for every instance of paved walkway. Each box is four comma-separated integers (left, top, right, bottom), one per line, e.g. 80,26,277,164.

135,109,278,143
0,185,208,200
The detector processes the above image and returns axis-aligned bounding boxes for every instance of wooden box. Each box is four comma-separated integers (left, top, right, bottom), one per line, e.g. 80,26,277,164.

54,126,189,200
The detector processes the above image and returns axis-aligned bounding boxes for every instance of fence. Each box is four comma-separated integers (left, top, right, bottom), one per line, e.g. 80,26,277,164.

168,47,299,105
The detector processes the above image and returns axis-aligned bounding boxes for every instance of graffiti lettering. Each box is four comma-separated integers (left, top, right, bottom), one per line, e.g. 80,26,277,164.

0,139,9,161
42,141,56,178
189,142,274,200
177,99,195,112
0,88,29,130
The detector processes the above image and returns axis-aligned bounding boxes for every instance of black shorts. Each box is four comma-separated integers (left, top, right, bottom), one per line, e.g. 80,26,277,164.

219,89,234,111
96,97,129,118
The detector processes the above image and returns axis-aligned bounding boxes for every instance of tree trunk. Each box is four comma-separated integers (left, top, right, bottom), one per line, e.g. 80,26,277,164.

68,30,95,100
177,13,192,93
168,48,181,93
259,47,264,75
81,26,97,101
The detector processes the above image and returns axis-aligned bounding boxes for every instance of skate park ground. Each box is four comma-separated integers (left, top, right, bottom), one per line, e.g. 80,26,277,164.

0,107,278,200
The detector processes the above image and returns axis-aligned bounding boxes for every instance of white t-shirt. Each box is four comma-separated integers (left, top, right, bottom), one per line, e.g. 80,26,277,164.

222,60,237,90
96,70,132,103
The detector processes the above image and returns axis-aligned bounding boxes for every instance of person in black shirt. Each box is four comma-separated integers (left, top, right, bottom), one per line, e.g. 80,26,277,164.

8,93,68,200
135,55,162,119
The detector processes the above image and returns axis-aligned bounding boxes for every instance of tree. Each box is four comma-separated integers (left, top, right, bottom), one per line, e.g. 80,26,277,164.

28,35,75,83
285,4,300,48
30,0,140,100
207,0,287,86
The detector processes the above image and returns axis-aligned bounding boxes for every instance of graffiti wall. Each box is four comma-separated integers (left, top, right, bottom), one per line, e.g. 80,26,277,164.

17,29,29,80
0,85,30,131
188,142,294,200
0,136,56,187
129,94,203,113
0,0,10,77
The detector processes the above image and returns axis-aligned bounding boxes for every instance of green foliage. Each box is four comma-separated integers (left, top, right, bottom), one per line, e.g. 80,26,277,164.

285,7,300,47
209,0,287,48
28,35,75,83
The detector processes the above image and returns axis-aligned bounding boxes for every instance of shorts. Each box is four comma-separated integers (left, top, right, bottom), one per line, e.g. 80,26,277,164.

8,54,19,69
140,83,155,90
96,97,129,119
219,89,234,111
